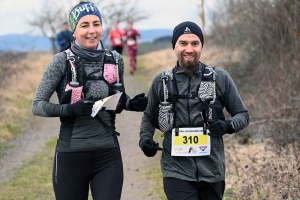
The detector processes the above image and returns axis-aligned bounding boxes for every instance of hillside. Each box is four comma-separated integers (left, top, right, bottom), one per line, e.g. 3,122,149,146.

0,29,172,52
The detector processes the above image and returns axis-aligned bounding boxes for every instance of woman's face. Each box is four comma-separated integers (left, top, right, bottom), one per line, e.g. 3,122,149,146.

73,15,102,49
127,22,133,29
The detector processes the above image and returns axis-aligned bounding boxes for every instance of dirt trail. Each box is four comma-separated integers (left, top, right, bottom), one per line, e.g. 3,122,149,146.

117,72,159,200
0,70,159,200
0,95,59,185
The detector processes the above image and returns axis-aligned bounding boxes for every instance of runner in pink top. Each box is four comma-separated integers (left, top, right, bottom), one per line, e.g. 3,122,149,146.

124,21,141,75
108,21,125,55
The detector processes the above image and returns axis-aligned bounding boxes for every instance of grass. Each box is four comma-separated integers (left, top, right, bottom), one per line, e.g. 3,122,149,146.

0,136,58,200
0,53,52,157
145,159,166,200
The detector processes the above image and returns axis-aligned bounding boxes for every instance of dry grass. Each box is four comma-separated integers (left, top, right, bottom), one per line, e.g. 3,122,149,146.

226,141,300,199
0,52,53,142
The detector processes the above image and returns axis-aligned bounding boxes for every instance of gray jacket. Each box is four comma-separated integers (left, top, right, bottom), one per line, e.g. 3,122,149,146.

32,51,129,152
140,62,249,183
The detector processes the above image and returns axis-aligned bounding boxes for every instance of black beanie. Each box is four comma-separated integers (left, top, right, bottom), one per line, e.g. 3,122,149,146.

172,21,204,49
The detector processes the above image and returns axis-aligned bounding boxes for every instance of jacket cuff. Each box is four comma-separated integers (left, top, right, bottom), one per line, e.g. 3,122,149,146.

225,119,235,134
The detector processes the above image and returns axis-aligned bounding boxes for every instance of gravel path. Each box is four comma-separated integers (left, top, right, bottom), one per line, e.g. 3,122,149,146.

0,95,59,185
117,72,159,200
0,71,160,200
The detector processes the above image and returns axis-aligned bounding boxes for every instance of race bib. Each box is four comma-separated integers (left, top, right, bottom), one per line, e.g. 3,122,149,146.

127,38,136,46
171,127,211,156
114,38,121,45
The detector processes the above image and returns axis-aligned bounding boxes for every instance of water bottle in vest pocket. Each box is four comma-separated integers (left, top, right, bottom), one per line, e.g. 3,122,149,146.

65,84,83,104
151,103,174,132
103,63,117,84
158,103,174,132
198,81,214,102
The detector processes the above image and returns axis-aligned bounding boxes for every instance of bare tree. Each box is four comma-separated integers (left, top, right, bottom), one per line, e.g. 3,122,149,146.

93,0,148,40
28,1,68,54
197,0,206,42
28,0,148,54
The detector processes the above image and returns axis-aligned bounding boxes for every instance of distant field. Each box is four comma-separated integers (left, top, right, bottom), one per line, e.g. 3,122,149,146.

0,53,53,157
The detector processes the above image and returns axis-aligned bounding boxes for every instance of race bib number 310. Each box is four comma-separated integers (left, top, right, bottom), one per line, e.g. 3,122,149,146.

171,127,211,156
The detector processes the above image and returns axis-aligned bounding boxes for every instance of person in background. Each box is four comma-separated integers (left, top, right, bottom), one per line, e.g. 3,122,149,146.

139,21,249,200
108,20,125,55
56,22,73,52
124,21,141,75
32,1,148,200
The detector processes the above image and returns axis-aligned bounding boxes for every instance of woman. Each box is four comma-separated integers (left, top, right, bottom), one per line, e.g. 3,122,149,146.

124,21,141,75
31,2,147,200
108,20,125,55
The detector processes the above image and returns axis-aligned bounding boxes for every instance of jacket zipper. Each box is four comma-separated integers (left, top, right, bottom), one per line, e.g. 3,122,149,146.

187,76,191,124
187,76,199,181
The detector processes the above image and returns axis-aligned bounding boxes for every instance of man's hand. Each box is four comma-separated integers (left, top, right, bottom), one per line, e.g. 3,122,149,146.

207,120,232,137
142,139,163,157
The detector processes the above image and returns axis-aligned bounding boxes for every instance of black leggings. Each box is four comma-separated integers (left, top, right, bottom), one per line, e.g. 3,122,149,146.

53,147,123,200
163,177,225,200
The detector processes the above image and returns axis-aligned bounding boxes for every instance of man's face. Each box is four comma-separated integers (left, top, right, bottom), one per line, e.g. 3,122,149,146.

63,24,69,31
174,34,202,74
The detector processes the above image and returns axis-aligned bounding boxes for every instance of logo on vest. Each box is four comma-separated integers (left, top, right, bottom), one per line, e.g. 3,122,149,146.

184,27,191,34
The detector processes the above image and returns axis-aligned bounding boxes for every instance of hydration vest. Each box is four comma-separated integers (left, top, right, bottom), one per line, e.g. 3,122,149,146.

64,49,127,114
151,64,225,134
62,49,127,136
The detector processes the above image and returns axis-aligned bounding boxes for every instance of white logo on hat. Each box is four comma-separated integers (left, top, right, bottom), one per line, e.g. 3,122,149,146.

184,27,191,34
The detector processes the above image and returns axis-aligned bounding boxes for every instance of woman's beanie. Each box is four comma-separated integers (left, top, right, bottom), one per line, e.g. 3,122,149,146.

69,2,102,32
172,21,204,49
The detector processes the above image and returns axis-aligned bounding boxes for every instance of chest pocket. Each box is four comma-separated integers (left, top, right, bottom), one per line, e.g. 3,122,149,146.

84,63,109,99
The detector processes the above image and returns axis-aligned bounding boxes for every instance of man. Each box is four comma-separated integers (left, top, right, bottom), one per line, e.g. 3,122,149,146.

108,21,125,54
56,22,73,52
139,21,249,199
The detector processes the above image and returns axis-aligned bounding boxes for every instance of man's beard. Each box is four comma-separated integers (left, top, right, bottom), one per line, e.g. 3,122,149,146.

178,55,199,76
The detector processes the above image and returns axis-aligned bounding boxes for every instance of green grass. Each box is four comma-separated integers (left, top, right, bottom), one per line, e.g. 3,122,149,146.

0,136,58,200
145,159,167,200
143,131,167,199
0,96,41,158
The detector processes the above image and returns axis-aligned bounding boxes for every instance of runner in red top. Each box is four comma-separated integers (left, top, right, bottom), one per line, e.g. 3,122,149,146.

124,21,141,74
108,21,125,55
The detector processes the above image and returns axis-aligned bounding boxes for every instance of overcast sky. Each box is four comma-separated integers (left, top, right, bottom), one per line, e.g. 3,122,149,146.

0,0,216,36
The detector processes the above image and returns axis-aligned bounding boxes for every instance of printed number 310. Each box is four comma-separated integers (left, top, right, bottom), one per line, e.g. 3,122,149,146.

183,136,198,144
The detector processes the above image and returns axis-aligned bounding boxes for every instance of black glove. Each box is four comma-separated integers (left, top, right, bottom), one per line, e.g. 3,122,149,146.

142,139,163,157
207,119,233,137
67,96,94,116
59,90,72,104
129,93,148,111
